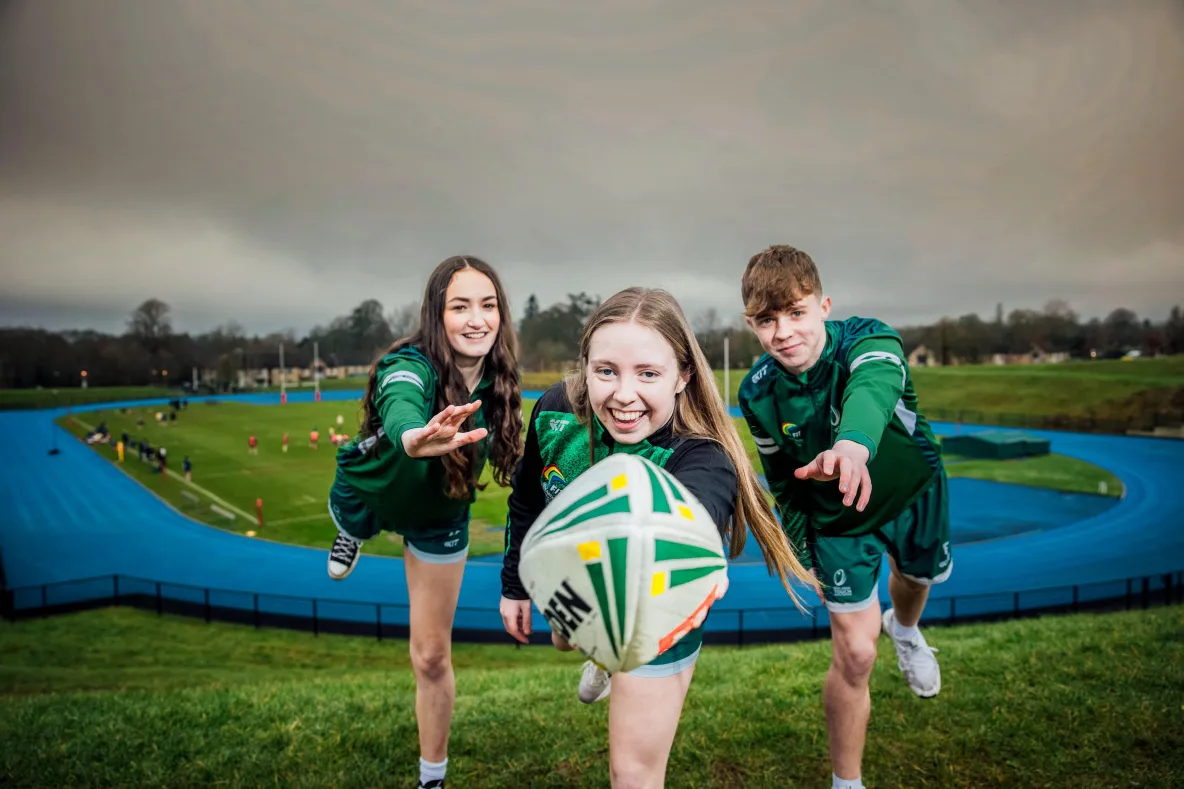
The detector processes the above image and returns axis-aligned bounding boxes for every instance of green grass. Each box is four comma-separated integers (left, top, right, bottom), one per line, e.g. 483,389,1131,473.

910,356,1184,421
525,356,1184,421
0,386,177,410
59,389,1126,558
945,453,1123,496
11,355,1183,419
1,606,1182,787
60,399,514,558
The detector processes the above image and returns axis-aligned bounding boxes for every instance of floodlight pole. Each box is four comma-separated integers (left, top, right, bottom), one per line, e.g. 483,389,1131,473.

724,335,730,410
314,341,321,402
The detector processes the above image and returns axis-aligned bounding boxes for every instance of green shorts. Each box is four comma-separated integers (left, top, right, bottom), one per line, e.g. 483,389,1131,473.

328,471,469,564
626,629,702,678
812,470,952,614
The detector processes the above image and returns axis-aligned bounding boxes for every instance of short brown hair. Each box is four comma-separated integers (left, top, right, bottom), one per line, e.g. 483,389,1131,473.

741,245,823,317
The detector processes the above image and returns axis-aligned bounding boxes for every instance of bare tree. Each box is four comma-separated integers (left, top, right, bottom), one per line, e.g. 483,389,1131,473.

387,301,420,340
127,298,172,348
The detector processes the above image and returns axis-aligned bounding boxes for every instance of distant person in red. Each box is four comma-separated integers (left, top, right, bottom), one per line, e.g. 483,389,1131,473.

309,427,319,449
248,434,258,455
282,432,289,453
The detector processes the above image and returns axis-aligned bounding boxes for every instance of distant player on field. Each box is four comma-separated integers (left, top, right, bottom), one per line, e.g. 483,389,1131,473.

248,435,258,455
282,432,289,453
309,428,319,449
737,245,950,789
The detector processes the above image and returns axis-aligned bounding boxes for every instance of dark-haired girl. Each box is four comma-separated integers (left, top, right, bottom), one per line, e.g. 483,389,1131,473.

325,255,523,789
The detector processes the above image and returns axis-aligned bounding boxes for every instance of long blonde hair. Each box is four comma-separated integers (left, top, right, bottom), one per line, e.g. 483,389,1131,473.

565,287,817,607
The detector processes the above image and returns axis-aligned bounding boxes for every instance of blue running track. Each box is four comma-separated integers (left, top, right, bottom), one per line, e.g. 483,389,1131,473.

1,391,1181,638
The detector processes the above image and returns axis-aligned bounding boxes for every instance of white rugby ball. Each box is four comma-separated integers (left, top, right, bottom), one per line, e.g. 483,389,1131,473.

518,453,729,673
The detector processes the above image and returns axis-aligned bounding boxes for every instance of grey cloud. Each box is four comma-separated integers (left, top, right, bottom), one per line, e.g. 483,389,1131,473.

1,0,1181,335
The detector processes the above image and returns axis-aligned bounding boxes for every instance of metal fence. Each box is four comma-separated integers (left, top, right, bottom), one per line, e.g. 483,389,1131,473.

4,569,1181,647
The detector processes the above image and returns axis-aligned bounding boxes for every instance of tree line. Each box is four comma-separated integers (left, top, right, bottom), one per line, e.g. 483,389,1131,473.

0,295,1181,390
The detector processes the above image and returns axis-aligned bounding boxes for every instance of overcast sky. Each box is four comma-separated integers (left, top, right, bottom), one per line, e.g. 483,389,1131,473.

1,0,1182,336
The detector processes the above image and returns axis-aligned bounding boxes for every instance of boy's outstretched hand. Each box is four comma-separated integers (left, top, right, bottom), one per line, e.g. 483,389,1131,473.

402,401,487,458
795,439,872,511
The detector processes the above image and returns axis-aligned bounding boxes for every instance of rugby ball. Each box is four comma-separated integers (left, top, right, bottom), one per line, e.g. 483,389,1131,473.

518,454,729,673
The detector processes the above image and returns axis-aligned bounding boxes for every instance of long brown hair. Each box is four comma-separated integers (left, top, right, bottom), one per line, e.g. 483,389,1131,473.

565,287,816,607
359,256,524,499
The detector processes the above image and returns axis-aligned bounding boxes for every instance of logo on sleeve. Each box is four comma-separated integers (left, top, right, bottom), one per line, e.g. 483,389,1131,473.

781,422,803,439
380,370,424,392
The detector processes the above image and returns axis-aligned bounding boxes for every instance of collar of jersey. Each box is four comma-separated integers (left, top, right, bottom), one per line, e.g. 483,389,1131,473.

591,412,675,454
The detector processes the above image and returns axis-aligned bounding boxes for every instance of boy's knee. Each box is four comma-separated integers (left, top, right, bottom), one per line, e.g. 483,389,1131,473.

833,636,878,684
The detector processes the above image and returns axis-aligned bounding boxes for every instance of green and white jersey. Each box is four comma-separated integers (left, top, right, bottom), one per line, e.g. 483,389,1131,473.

738,317,942,567
501,383,738,601
335,345,493,528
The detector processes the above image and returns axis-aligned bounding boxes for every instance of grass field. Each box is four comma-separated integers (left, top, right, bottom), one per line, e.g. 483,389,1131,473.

1,605,1181,787
9,354,1183,420
524,356,1184,420
0,385,175,410
60,393,1123,558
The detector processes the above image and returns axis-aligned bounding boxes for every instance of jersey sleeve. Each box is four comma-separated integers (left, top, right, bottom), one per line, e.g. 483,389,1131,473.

373,356,434,458
500,396,547,600
665,439,738,535
739,390,813,571
838,336,908,461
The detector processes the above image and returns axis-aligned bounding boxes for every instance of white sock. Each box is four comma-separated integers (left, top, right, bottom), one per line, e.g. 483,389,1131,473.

892,617,920,642
420,756,447,785
833,773,865,789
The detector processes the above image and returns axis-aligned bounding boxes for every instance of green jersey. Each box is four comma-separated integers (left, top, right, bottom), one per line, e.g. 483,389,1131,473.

501,383,738,601
738,317,942,568
335,345,492,528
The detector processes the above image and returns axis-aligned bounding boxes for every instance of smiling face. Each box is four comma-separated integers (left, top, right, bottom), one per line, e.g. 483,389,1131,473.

585,320,688,444
745,292,831,375
442,267,500,361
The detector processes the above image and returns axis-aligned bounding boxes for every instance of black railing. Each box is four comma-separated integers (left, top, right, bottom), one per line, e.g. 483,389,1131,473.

3,570,1181,647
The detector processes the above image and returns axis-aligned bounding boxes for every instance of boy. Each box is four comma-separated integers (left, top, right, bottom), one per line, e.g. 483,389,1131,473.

737,245,949,789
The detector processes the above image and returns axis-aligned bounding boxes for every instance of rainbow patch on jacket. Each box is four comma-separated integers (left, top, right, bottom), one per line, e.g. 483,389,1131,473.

542,463,567,501
781,422,802,439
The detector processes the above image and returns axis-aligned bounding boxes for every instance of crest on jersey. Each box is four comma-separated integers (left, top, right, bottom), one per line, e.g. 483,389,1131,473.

781,422,803,439
542,463,567,501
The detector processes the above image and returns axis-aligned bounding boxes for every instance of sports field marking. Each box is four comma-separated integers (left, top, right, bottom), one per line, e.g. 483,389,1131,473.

265,512,330,527
70,416,257,522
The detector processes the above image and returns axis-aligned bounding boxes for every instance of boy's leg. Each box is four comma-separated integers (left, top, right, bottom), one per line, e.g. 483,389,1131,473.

887,561,930,626
813,532,887,785
881,470,952,698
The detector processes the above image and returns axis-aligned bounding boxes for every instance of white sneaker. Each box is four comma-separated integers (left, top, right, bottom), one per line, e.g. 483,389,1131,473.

882,608,941,698
577,660,612,704
327,533,362,580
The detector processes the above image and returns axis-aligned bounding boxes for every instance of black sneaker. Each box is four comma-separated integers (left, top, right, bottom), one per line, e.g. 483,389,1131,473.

419,780,445,789
327,533,362,580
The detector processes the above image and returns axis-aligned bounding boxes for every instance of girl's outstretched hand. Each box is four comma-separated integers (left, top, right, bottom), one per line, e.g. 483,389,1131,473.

401,401,487,458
